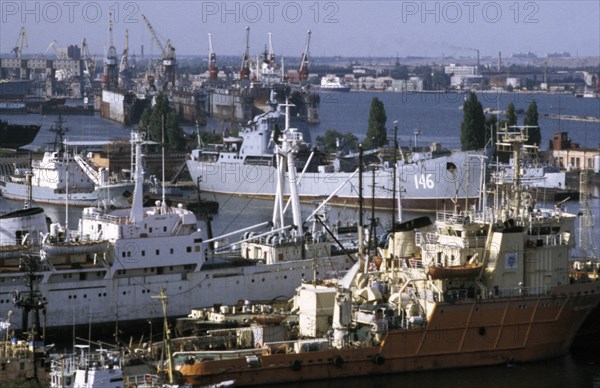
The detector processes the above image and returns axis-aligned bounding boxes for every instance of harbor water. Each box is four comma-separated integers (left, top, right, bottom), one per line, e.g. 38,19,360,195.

1,91,599,387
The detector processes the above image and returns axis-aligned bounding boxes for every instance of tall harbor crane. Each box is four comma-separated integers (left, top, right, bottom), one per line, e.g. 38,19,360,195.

141,14,177,91
298,30,311,81
118,29,131,90
81,38,95,96
239,26,251,81
12,27,28,60
267,32,275,64
103,12,119,90
208,33,218,80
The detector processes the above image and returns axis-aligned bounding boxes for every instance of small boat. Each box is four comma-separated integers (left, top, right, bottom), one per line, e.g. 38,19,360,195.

427,262,483,279
319,75,351,92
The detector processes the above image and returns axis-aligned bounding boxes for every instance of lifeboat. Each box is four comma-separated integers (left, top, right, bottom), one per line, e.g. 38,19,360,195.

41,240,108,258
0,244,33,260
427,263,483,279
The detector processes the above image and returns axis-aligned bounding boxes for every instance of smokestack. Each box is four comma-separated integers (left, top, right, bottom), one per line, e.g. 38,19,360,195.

497,51,502,72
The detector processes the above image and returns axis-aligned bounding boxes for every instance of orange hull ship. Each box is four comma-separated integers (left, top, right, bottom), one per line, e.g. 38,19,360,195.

180,282,599,387
168,126,600,387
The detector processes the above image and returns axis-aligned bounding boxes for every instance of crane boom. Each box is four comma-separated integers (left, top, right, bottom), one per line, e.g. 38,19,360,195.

12,27,28,59
240,26,251,80
298,30,311,81
141,14,167,58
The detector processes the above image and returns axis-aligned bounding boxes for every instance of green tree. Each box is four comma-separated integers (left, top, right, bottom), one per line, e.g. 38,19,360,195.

505,102,518,127
139,93,186,151
460,92,486,151
524,100,541,146
316,130,359,153
364,97,387,150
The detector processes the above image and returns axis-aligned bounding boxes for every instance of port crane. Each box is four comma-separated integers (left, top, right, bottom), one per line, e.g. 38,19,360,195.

239,26,251,81
12,27,28,60
298,30,311,81
267,32,276,64
103,12,119,90
208,33,218,81
81,38,95,96
141,14,177,91
118,29,131,90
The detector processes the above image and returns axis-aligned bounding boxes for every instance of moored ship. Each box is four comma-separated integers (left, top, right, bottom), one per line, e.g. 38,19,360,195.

188,98,483,212
0,120,41,150
0,126,354,336
174,126,600,386
0,116,134,207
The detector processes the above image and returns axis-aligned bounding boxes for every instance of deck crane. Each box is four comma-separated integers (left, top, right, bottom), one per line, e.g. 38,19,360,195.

103,12,119,90
208,33,218,80
12,27,28,60
141,14,177,90
298,30,311,81
239,26,251,81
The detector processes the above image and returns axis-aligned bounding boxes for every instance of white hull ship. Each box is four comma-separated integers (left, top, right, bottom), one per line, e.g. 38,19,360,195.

188,100,484,212
0,117,134,208
1,124,354,334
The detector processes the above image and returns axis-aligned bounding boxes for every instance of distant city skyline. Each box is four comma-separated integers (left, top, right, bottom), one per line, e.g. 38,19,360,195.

1,1,599,59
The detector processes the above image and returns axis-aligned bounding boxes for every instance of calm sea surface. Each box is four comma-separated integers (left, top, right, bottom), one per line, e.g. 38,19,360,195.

1,91,599,387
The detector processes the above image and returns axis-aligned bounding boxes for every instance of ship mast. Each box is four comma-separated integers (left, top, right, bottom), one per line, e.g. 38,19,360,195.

129,131,145,223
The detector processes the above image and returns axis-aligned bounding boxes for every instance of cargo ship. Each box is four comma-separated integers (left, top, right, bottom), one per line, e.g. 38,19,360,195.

173,126,600,386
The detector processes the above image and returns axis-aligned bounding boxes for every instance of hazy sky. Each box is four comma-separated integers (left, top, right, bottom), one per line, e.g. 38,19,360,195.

1,1,599,58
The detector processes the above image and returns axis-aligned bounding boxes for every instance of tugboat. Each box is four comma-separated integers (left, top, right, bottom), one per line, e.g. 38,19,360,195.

176,126,600,387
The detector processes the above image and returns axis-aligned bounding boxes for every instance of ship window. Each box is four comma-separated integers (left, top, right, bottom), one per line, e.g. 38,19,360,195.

195,246,200,252
164,226,167,232
142,250,145,256
186,247,192,253
127,251,131,257
156,249,160,255
122,252,126,258
170,248,174,254
194,238,202,243
184,265,193,270
170,266,173,271
150,227,153,233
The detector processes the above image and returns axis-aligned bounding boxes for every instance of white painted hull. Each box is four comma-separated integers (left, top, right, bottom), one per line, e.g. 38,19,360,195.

0,180,134,207
0,255,353,330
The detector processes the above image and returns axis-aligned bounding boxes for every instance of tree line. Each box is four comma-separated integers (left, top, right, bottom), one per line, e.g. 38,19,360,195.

316,95,541,156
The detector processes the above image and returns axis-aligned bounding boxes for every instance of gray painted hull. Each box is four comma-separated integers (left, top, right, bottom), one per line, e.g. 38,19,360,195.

187,150,484,211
